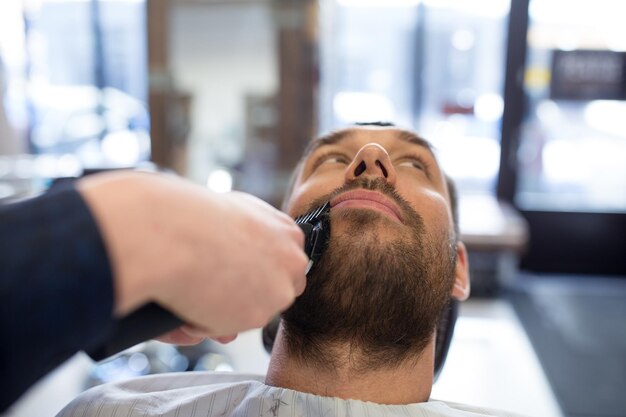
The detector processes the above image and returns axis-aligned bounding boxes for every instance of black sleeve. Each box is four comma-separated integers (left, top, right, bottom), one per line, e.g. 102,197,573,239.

0,182,115,411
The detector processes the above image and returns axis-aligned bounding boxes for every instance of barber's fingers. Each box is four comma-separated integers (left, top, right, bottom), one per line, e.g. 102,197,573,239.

212,334,238,344
290,249,308,297
282,228,309,299
154,326,238,346
231,191,295,224
236,194,308,299
178,324,237,343
155,327,205,345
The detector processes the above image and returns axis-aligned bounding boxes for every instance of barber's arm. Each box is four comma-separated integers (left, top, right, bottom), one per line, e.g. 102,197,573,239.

0,182,115,411
0,171,307,411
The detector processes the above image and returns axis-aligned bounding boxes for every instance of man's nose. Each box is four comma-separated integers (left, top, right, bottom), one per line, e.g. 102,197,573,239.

345,143,397,186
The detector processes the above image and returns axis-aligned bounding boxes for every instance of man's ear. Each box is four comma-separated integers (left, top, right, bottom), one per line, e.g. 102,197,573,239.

451,241,470,301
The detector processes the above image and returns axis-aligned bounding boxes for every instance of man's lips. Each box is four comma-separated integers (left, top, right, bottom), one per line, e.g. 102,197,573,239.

330,190,403,223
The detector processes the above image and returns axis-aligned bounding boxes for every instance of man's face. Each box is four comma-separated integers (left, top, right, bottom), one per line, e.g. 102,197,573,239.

280,127,463,371
286,127,455,243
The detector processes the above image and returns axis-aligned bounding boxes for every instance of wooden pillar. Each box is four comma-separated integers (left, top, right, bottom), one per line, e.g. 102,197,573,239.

147,0,170,168
272,0,319,171
147,0,189,174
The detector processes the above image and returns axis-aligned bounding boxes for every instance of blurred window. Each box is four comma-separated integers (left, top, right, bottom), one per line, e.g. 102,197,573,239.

516,0,626,212
0,0,149,168
319,0,511,195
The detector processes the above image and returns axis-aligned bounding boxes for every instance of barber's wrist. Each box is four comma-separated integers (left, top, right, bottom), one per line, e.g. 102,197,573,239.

77,172,157,318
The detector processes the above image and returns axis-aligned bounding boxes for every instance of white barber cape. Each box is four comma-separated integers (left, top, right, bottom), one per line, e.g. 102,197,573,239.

56,372,527,417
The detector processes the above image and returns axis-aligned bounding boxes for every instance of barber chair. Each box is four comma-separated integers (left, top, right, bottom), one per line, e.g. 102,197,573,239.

262,299,458,381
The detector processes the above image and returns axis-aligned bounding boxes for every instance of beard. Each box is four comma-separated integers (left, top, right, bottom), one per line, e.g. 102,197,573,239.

281,178,457,373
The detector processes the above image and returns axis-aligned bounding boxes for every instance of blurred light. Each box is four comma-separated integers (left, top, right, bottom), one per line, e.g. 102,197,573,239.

0,184,14,199
65,113,105,141
127,353,150,373
434,133,501,180
423,0,509,18
44,0,144,2
101,130,141,166
333,92,395,123
215,363,235,372
604,25,626,51
524,67,551,89
456,89,476,108
530,0,626,25
57,154,82,177
14,157,34,179
0,159,9,177
167,353,189,372
474,93,504,122
555,32,579,52
451,29,475,51
536,100,560,125
338,0,510,13
367,69,392,91
207,169,233,193
34,154,58,178
194,352,234,372
529,0,586,24
77,140,105,168
337,0,420,7
543,139,588,183
584,100,626,137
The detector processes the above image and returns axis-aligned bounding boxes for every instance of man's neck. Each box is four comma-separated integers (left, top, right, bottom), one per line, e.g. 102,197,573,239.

265,327,435,404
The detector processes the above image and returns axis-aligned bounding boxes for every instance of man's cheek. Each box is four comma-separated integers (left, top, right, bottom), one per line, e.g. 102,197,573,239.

285,186,311,217
421,197,454,238
288,181,338,216
411,189,448,214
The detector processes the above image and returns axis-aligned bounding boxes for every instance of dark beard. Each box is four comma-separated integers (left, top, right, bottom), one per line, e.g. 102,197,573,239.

281,178,456,373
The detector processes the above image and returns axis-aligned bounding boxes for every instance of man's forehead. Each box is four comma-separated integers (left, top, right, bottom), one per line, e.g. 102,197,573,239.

304,127,435,157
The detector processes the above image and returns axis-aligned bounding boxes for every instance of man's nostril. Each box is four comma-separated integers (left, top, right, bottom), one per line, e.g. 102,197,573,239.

354,160,366,177
376,160,388,178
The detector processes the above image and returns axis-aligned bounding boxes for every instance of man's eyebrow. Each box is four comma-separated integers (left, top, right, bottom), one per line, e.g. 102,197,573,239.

396,130,436,156
303,130,351,156
304,129,435,157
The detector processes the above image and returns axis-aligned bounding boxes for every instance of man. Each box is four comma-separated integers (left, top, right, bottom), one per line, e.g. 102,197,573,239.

56,125,526,417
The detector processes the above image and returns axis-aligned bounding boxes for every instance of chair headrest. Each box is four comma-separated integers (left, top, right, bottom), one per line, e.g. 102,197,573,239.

433,299,458,381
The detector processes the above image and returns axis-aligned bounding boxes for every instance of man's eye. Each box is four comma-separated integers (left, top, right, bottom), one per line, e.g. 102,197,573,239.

313,154,349,169
398,158,427,172
324,155,349,164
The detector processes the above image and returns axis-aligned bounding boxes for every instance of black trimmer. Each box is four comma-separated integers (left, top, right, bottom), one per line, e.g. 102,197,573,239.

88,202,332,361
294,202,331,275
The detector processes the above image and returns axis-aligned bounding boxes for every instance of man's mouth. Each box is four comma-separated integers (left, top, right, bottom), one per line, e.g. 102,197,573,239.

330,189,403,223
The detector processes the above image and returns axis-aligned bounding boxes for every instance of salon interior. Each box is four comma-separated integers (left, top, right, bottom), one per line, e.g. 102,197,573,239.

0,0,625,416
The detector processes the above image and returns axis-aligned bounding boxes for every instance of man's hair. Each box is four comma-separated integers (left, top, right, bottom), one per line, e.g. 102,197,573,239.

446,174,460,239
354,121,396,127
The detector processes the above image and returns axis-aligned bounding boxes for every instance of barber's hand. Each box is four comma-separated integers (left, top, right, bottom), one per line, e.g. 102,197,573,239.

78,172,307,339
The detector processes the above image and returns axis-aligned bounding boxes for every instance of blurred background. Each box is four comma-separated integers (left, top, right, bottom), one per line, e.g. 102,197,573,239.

0,1,624,417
